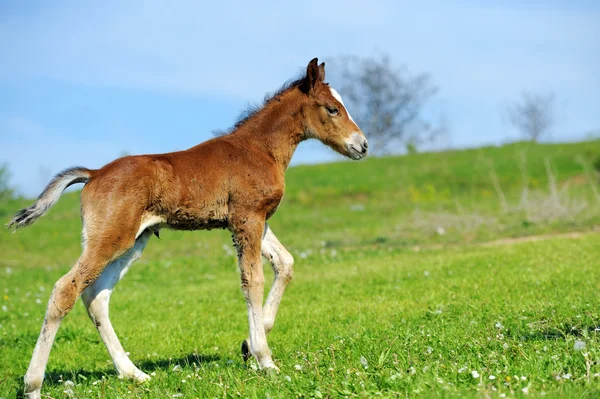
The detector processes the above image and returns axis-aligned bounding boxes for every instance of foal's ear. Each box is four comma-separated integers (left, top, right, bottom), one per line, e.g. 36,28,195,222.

318,62,326,82
302,57,323,93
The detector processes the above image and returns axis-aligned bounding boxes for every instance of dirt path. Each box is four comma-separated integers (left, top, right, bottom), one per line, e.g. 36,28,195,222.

406,226,600,253
479,227,599,247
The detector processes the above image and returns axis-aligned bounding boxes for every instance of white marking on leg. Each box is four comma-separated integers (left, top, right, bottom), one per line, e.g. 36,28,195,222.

329,87,356,123
261,224,294,334
237,225,277,370
81,230,152,381
246,297,276,369
24,273,80,398
24,316,62,398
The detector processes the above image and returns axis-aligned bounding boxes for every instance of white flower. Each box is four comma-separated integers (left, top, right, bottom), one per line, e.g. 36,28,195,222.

424,270,430,277
426,347,433,354
284,375,292,382
495,322,504,330
35,298,42,304
574,340,586,351
350,204,365,212
64,380,75,387
521,375,527,381
471,370,480,378
489,375,496,380
360,356,368,369
172,365,182,372
294,364,303,371
458,367,467,373
522,386,529,395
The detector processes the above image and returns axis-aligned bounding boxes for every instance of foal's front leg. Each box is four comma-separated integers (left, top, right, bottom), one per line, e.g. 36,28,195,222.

261,224,294,334
242,224,294,361
233,218,277,370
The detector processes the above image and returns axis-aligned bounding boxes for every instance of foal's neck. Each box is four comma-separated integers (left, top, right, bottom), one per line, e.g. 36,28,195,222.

235,88,305,170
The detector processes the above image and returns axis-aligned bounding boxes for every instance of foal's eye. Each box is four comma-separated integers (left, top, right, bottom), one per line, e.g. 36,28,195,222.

326,106,339,116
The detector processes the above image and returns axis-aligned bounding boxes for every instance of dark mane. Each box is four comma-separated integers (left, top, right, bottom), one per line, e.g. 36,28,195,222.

213,76,306,137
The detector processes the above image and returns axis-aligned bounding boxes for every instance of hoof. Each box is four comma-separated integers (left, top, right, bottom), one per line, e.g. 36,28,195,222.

262,362,280,373
119,368,151,383
23,391,41,399
241,339,251,362
133,370,151,383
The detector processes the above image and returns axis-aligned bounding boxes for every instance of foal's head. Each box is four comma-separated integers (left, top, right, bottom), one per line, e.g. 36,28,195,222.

300,58,368,160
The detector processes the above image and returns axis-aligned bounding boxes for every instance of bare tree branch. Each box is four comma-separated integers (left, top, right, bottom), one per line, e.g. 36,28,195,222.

332,54,443,155
507,91,555,142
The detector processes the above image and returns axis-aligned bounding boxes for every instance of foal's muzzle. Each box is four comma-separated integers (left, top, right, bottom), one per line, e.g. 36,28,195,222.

345,132,368,160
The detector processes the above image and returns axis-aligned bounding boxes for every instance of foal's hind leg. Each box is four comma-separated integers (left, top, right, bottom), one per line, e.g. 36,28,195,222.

24,239,136,399
81,230,152,382
242,224,294,361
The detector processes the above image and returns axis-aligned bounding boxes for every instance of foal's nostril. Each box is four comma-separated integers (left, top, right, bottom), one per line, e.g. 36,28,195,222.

363,140,368,149
361,147,367,154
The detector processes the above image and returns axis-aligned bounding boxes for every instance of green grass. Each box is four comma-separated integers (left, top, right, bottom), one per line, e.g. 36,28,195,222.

1,140,600,398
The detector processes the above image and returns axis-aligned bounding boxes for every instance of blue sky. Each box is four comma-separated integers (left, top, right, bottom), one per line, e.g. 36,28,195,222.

1,0,599,196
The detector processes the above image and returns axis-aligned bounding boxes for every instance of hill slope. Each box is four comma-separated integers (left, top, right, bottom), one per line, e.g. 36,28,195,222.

2,140,599,268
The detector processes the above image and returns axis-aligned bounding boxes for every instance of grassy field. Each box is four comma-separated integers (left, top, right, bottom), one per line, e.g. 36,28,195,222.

1,140,600,398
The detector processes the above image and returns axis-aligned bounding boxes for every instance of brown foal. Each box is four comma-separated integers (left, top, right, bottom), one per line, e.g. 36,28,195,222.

9,58,368,399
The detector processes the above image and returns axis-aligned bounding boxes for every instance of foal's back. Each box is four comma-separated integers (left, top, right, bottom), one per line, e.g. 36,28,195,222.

81,133,283,235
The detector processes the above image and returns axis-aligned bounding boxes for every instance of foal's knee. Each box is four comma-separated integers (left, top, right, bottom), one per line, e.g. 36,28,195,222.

47,273,83,320
278,253,294,283
263,316,276,334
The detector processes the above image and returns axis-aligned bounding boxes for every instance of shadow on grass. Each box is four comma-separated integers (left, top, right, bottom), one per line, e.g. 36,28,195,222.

38,352,221,387
140,352,221,372
513,323,600,341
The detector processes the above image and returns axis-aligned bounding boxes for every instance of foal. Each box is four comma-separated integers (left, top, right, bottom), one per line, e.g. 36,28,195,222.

9,58,368,399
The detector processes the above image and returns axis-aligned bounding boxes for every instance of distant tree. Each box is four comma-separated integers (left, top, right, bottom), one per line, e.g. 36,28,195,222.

507,91,556,142
0,163,15,201
332,54,444,155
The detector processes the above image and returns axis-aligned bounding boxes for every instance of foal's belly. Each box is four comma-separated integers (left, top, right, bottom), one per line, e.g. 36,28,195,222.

165,206,229,231
137,203,229,239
